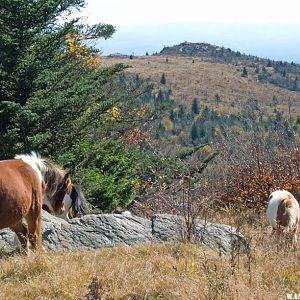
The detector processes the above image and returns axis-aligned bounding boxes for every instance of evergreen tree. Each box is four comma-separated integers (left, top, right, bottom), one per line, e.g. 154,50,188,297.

272,95,279,107
160,73,166,84
282,70,286,77
191,122,199,141
0,0,117,158
191,98,200,115
214,94,221,105
199,126,206,139
293,77,299,91
0,0,114,105
178,104,186,120
0,0,152,211
170,110,176,122
241,67,248,77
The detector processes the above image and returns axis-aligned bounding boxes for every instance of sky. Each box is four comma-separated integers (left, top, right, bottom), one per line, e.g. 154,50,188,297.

73,0,300,62
77,0,300,26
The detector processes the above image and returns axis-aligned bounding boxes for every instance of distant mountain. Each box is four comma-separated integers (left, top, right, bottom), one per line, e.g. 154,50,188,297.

104,53,300,151
160,42,257,62
99,23,300,64
160,42,292,64
159,42,300,92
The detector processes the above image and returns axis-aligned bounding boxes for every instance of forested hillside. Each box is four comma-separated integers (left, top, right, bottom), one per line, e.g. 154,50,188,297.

104,50,300,212
104,53,300,148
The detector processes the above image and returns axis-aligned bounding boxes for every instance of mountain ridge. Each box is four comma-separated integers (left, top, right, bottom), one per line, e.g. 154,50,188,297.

159,41,299,65
157,42,300,93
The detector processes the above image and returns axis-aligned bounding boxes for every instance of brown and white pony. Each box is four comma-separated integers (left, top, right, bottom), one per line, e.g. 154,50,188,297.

0,152,72,254
266,190,300,248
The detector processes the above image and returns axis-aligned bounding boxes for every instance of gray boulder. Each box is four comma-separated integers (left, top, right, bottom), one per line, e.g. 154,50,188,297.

152,214,248,253
0,212,247,254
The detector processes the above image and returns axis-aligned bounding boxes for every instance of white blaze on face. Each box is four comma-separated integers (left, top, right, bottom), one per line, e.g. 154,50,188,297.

42,195,54,213
56,194,72,221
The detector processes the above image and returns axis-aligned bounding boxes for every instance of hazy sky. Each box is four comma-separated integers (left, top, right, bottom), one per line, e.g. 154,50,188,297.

77,0,300,26
73,0,300,62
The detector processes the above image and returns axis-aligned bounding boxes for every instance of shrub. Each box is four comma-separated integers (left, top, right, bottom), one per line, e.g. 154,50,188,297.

75,141,139,212
211,130,300,210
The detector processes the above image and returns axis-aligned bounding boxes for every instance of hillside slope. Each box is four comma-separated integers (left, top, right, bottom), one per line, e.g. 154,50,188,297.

104,52,300,115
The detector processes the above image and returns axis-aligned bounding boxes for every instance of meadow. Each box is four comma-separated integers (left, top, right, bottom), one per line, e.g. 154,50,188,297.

0,212,299,300
103,55,300,116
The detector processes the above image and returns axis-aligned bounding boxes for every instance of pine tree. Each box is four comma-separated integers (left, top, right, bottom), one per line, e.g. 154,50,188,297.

241,67,248,77
0,0,156,212
191,98,200,115
191,122,199,141
0,0,119,157
214,94,221,105
160,73,166,84
272,96,278,107
0,0,114,105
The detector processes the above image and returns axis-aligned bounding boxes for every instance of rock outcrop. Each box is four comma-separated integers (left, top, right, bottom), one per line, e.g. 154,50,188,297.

0,212,247,254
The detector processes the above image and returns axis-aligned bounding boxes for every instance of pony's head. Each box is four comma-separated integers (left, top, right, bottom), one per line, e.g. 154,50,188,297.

43,160,73,214
47,173,72,214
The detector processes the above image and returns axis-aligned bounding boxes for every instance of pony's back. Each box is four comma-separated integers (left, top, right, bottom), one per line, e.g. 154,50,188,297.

0,159,43,228
267,189,299,230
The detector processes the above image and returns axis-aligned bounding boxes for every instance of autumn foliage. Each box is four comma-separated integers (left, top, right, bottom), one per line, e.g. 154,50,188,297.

65,33,101,69
212,131,300,210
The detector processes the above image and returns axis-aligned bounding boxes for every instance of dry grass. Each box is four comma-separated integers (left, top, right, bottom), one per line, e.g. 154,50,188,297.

103,55,300,115
0,215,299,300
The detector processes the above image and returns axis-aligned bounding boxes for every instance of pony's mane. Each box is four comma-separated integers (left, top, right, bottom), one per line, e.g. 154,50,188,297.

71,185,90,215
42,158,67,196
15,152,66,195
15,151,46,183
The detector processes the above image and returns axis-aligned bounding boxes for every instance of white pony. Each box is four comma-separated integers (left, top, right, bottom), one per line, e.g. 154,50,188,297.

266,190,300,248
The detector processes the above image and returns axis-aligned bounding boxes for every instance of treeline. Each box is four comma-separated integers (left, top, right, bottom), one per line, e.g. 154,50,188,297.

141,87,300,148
134,83,300,212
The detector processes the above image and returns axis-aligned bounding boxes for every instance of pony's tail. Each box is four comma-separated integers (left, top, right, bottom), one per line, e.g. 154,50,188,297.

36,212,42,249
